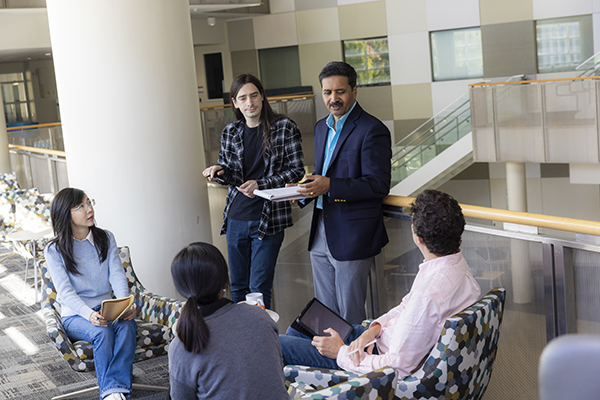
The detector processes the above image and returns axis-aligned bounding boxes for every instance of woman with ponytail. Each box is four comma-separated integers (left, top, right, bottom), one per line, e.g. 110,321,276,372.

44,188,137,400
168,242,288,400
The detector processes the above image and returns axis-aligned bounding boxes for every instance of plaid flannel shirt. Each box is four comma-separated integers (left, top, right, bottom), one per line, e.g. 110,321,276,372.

217,117,304,239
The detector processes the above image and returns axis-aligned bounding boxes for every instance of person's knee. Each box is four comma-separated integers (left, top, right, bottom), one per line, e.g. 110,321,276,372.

114,319,137,339
91,327,115,345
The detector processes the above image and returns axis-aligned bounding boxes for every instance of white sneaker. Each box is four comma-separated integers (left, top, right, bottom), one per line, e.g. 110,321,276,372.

104,394,126,400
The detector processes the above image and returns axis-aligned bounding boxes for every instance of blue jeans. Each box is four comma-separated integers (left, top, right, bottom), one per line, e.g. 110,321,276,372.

63,307,137,399
226,218,284,309
279,324,369,369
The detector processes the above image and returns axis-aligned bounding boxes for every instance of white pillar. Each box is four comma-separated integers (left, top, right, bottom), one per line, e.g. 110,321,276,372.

506,162,527,212
506,162,533,304
46,0,211,298
0,103,11,173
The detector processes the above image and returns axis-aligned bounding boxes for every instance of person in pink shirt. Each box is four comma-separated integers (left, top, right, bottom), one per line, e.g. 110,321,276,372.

279,189,481,378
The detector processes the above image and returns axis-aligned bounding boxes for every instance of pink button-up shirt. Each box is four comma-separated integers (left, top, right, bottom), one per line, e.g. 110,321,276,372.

337,250,481,378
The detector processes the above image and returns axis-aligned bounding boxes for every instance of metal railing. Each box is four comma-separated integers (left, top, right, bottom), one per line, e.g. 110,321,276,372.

576,50,600,77
391,93,471,186
7,124,67,193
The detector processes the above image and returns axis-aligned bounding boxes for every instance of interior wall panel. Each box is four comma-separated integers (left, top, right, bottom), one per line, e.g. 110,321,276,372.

385,0,428,35
296,7,340,45
426,0,480,31
532,0,593,20
295,0,337,11
389,32,431,85
481,21,537,78
479,0,533,26
253,12,298,49
356,85,394,121
338,0,387,40
392,83,433,120
227,18,255,52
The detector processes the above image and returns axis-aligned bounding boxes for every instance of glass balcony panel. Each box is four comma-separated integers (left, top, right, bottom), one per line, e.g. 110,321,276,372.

544,80,598,163
573,248,600,334
496,84,545,162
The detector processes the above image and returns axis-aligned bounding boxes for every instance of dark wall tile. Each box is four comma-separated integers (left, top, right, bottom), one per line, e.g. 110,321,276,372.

482,20,537,78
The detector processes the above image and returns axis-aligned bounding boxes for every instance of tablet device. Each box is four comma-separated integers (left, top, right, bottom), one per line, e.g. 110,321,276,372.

295,298,353,341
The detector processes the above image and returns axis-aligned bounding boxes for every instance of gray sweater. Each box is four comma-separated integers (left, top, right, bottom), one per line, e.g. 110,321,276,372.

168,302,288,400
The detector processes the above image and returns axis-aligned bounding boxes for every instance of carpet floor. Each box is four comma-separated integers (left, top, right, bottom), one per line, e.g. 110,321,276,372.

0,245,170,400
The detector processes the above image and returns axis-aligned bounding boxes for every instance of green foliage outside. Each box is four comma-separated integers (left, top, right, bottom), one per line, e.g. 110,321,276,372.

344,37,390,86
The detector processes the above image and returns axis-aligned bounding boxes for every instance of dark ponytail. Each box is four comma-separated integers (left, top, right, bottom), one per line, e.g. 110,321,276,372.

171,242,229,354
177,297,210,354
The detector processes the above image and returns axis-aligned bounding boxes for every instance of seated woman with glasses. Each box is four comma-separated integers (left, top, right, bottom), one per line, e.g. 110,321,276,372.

44,188,137,400
168,242,288,400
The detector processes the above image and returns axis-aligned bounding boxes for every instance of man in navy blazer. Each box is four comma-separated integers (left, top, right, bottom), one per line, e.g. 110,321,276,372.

297,62,391,324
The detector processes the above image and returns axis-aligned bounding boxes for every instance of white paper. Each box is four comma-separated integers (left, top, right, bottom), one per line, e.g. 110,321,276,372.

253,186,306,201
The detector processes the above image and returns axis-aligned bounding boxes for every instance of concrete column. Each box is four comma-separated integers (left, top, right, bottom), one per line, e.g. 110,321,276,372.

0,102,11,173
506,162,533,304
46,0,211,298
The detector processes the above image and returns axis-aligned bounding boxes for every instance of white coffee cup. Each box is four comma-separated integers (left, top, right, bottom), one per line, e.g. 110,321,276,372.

246,292,264,308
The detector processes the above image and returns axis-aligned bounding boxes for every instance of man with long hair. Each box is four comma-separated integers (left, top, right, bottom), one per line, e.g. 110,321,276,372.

203,74,304,309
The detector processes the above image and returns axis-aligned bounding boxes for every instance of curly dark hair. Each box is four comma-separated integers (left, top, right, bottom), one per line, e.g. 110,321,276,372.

410,190,465,257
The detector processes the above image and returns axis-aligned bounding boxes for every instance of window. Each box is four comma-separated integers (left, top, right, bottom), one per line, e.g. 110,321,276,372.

536,15,593,73
343,37,390,86
430,27,483,81
0,72,34,124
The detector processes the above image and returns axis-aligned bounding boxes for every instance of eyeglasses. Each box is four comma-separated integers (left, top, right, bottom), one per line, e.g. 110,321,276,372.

72,199,95,212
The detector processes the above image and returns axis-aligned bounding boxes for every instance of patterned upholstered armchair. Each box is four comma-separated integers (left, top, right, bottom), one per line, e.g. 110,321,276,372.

285,366,397,399
41,246,184,398
284,287,506,400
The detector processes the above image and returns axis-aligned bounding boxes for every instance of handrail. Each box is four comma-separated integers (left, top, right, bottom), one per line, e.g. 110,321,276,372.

383,195,600,236
199,93,316,110
575,50,600,70
7,122,62,131
469,75,600,87
8,144,66,157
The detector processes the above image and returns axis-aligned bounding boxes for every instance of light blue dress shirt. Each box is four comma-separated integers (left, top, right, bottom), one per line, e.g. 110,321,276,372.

317,101,357,209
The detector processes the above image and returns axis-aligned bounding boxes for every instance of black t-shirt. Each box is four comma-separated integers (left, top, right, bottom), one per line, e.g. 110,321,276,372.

228,124,266,221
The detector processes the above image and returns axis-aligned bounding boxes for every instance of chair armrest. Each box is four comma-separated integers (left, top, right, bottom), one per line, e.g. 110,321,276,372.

135,286,185,329
284,365,361,391
41,303,88,371
286,366,397,399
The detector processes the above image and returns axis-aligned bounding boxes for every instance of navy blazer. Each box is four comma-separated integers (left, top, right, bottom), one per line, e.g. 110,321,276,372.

307,102,391,261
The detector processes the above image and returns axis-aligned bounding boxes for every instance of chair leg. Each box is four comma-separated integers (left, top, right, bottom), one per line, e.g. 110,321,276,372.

51,385,99,400
132,383,169,391
23,255,29,297
51,383,168,400
0,250,16,264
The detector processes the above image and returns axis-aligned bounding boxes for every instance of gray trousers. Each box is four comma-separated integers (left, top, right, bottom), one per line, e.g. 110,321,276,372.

310,214,373,325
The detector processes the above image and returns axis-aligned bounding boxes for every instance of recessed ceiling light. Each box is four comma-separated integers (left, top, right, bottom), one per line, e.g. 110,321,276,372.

45,53,51,56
